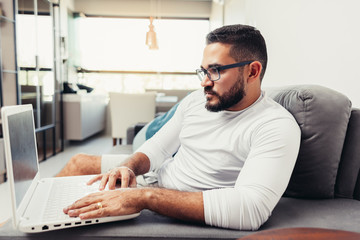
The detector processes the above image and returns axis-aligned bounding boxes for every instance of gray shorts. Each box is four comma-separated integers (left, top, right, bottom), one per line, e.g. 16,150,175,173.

101,154,158,187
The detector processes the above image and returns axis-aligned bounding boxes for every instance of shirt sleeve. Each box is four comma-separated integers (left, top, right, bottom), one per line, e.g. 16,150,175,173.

135,94,190,172
203,117,301,230
100,154,131,173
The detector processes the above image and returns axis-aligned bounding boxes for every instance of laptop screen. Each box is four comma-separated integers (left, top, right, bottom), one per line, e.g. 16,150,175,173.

8,109,38,208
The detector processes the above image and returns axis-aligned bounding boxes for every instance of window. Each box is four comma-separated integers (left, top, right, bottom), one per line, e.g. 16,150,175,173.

72,17,209,92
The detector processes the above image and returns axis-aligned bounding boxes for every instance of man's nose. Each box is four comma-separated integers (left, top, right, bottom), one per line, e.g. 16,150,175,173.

200,75,214,88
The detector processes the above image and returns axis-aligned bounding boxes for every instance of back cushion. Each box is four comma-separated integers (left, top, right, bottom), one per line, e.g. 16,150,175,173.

267,85,352,198
335,109,360,200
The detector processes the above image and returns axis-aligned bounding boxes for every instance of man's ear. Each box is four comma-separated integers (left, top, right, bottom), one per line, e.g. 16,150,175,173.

247,61,262,82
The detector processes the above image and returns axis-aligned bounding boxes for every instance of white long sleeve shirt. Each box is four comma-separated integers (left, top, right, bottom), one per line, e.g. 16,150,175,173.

136,89,300,230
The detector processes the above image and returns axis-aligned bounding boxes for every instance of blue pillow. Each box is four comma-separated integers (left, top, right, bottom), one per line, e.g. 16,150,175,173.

145,103,179,139
133,103,179,151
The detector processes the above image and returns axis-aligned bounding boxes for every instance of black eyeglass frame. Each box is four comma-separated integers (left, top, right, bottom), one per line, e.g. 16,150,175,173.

196,60,254,82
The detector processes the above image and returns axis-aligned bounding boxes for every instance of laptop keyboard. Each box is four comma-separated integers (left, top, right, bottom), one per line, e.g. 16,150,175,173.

43,176,100,221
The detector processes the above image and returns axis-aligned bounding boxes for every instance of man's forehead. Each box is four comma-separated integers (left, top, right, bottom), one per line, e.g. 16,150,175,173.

204,42,231,53
201,43,235,67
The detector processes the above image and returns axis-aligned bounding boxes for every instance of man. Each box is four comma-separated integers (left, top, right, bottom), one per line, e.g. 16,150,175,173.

60,24,301,230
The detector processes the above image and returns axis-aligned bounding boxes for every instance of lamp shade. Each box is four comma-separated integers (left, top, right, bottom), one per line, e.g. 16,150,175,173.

146,17,159,50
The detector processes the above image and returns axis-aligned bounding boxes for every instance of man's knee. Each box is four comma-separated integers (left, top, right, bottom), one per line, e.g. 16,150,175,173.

71,153,101,175
69,153,88,169
58,153,101,176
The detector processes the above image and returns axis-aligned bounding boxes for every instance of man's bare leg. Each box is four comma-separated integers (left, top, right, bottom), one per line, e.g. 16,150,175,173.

56,153,101,177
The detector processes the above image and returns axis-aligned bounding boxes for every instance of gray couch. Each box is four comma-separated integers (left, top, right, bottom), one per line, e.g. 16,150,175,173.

1,85,359,239
122,85,360,235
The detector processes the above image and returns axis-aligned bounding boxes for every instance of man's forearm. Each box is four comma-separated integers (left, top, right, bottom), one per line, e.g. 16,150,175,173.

122,153,204,222
65,186,204,223
141,188,205,223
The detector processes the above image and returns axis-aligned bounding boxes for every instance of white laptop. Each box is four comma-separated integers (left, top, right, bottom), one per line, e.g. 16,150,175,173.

1,104,140,232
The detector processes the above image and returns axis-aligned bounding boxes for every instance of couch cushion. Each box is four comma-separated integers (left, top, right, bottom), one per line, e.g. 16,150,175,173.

261,197,360,232
145,103,179,139
335,108,360,200
133,103,179,151
267,85,352,198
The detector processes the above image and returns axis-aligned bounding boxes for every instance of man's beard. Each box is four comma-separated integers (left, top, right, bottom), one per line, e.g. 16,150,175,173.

204,76,246,112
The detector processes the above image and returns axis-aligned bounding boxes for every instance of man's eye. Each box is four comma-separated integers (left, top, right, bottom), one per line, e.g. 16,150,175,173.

208,68,218,74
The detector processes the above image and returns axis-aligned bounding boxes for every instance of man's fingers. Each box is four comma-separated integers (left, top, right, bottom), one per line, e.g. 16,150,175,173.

90,167,136,190
64,198,91,213
67,202,100,217
99,174,111,190
87,174,103,185
108,170,121,190
64,192,102,213
79,208,107,220
118,167,135,188
120,173,130,188
129,176,137,188
109,167,135,189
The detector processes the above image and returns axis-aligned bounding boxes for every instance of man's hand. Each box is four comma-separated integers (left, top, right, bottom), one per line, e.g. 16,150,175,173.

63,187,205,223
63,188,143,219
87,166,137,190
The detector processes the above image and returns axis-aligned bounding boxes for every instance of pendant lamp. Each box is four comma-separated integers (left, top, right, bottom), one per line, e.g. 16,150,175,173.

146,17,158,50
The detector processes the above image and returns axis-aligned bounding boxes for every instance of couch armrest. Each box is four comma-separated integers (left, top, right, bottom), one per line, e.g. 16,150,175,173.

126,126,135,145
126,123,147,144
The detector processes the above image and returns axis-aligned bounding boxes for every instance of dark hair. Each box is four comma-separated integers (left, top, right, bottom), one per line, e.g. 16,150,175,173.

206,24,268,81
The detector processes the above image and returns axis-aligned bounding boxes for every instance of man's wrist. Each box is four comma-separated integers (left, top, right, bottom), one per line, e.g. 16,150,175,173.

137,188,154,210
121,152,150,176
118,166,135,176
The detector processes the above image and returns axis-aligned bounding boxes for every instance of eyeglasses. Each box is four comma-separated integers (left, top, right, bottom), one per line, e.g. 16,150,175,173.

196,61,253,82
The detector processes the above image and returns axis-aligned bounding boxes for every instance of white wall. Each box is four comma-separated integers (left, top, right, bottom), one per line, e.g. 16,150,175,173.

210,1,224,30
220,0,360,107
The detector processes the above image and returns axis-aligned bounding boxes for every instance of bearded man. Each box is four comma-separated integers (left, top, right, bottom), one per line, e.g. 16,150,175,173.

59,24,300,230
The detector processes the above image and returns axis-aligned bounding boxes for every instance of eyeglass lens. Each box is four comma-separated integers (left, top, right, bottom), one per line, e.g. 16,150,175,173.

196,68,219,81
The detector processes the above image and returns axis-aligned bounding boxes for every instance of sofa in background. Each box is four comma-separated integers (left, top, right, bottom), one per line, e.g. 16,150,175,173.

1,85,359,239
63,93,107,141
145,88,197,113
